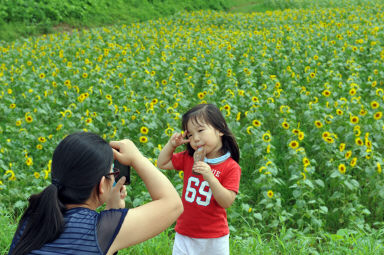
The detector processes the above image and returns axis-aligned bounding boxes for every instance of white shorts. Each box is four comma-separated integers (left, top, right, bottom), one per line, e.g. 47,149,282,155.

172,232,230,255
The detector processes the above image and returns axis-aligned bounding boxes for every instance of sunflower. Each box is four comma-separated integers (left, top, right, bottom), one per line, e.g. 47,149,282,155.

322,131,330,139
34,172,40,179
139,136,148,143
374,112,382,120
25,115,33,123
178,171,184,180
26,157,33,166
322,90,331,97
354,126,361,136
350,115,359,124
246,126,253,135
371,101,379,109
350,157,357,167
262,132,271,143
38,137,46,143
377,162,382,174
336,109,343,115
16,120,22,126
140,126,149,135
282,121,289,130
365,149,373,159
252,120,261,127
64,80,71,86
345,150,352,159
359,108,368,116
267,190,274,198
259,166,266,173
338,163,346,174
9,103,16,109
339,143,346,152
197,92,204,99
36,144,43,150
325,115,333,124
355,137,364,146
303,157,310,167
289,140,299,149
314,120,323,128
165,126,174,136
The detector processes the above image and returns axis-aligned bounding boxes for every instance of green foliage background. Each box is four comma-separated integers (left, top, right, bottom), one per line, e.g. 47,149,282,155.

1,0,384,254
0,0,230,41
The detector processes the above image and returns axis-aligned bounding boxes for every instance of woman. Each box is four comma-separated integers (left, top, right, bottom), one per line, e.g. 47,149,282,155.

9,132,183,255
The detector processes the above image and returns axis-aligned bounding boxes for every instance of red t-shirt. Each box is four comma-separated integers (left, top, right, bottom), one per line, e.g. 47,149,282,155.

172,151,241,238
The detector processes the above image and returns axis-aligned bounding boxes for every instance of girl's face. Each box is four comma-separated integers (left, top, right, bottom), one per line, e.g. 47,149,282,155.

186,118,223,158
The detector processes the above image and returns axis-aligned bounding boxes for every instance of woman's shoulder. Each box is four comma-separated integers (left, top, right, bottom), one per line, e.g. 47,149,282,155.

99,208,129,219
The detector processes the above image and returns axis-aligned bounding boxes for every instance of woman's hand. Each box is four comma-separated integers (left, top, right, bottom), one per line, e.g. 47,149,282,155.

106,177,127,209
110,139,143,167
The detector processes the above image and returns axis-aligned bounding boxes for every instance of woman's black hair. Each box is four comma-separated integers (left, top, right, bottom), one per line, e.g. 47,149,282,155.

11,132,113,255
181,104,240,163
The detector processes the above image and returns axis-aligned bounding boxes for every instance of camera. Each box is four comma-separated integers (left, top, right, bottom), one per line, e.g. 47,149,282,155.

113,159,131,185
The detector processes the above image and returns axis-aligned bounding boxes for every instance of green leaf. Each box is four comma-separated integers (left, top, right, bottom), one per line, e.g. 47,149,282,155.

315,179,325,188
320,206,328,214
254,213,262,221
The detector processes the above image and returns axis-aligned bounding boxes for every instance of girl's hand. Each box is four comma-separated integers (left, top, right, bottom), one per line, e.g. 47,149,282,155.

170,132,190,148
106,177,127,209
192,161,214,181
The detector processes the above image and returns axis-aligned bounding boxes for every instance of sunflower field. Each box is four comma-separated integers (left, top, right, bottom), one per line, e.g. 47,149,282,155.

1,0,384,250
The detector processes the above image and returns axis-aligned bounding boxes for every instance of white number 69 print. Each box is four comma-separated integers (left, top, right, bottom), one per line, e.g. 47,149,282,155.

185,176,212,206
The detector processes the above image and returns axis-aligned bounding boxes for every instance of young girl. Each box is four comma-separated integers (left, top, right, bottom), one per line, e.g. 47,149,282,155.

157,103,241,255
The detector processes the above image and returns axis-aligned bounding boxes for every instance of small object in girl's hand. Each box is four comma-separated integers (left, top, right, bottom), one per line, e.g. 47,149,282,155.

192,147,206,175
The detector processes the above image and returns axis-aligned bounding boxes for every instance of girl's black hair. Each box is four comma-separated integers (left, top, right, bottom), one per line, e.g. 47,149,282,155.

11,132,113,255
181,104,240,163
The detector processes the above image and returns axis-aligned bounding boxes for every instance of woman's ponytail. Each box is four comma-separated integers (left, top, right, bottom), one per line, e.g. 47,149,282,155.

11,184,65,255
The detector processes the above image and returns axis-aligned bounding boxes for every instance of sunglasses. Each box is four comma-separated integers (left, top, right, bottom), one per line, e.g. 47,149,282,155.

105,168,120,180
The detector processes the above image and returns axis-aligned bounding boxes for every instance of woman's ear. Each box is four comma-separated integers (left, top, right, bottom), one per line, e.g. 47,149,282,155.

98,176,107,196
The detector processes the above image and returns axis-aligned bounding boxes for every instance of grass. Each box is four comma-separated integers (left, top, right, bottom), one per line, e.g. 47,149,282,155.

2,213,384,255
229,0,274,13
0,0,231,42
